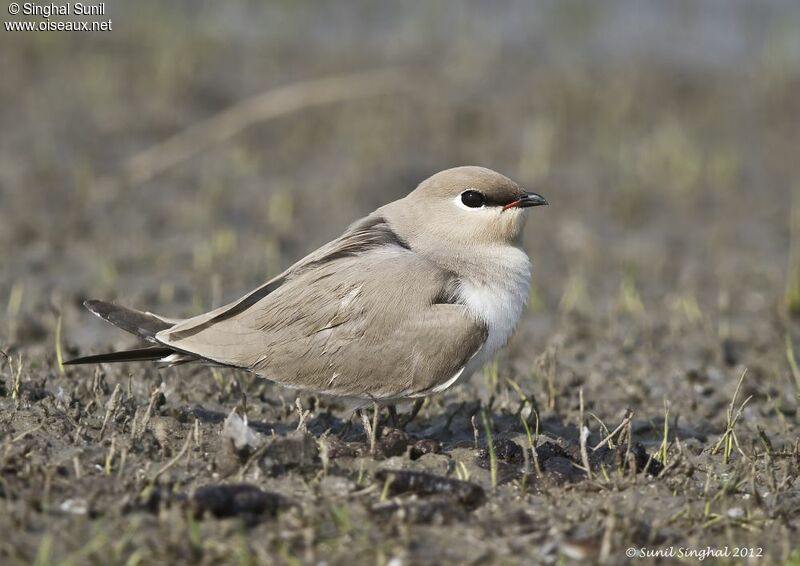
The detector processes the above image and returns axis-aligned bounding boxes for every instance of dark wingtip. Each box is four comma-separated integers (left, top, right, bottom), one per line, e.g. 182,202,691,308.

63,346,176,365
84,299,114,320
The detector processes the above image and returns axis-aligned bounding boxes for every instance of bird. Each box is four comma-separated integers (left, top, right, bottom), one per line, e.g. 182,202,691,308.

66,166,547,406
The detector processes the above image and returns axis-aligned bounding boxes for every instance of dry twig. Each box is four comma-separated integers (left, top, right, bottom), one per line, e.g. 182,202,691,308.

124,68,412,184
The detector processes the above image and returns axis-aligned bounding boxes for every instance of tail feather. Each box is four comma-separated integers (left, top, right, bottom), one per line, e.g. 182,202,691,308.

64,346,175,365
67,299,200,367
84,299,172,341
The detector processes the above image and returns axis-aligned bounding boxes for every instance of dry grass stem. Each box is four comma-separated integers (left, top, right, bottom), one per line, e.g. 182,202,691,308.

125,68,412,184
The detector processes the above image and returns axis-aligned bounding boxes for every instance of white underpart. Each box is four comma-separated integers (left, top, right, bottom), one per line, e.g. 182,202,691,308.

449,245,532,391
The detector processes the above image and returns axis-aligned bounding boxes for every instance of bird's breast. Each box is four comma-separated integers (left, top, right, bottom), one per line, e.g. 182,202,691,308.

456,246,531,371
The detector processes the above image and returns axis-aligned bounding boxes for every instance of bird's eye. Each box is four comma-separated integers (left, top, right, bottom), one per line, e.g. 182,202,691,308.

460,190,485,208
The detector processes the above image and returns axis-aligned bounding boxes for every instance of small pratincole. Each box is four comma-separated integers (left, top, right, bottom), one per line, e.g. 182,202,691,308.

67,166,548,402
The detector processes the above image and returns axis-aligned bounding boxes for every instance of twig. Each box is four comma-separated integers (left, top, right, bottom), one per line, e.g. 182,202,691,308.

592,410,634,451
599,509,616,563
785,335,800,393
711,368,752,463
99,383,122,439
579,389,593,480
124,68,412,184
133,387,161,442
12,423,44,443
152,427,194,481
54,313,64,375
658,437,683,478
11,355,23,406
295,397,311,433
359,408,375,455
237,440,270,481
521,412,542,476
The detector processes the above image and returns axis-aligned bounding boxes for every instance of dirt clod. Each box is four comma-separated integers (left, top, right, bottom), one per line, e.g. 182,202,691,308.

409,438,442,460
374,469,486,509
189,484,286,523
259,431,319,474
542,456,584,483
377,427,409,458
477,438,525,467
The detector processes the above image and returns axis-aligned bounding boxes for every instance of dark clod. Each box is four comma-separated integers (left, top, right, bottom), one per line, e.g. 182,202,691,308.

542,456,585,484
374,469,485,509
587,443,663,476
325,436,358,459
377,427,409,458
477,438,525,467
409,438,441,460
533,441,570,463
189,484,285,523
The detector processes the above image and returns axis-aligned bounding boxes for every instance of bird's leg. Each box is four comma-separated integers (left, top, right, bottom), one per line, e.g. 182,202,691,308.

386,404,400,428
371,402,381,451
339,409,357,440
399,398,425,430
443,402,465,435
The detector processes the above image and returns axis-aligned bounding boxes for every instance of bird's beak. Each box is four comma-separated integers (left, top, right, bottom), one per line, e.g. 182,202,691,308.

502,191,549,211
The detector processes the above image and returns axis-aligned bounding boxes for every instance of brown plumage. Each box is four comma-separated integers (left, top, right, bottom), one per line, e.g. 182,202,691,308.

66,166,547,401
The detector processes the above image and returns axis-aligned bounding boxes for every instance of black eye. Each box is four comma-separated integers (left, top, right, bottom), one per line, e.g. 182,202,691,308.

460,190,485,208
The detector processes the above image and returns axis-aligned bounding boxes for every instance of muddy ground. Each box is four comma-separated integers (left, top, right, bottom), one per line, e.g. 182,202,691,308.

2,2,800,564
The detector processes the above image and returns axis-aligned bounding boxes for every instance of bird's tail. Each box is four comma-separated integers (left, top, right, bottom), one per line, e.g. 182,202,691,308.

64,346,176,365
64,300,191,366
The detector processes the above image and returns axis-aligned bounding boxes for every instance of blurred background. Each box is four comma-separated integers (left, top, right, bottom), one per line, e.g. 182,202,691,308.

1,0,798,323
2,0,800,400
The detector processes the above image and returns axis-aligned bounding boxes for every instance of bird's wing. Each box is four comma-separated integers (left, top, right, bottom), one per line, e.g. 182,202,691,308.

163,213,408,339
156,243,488,399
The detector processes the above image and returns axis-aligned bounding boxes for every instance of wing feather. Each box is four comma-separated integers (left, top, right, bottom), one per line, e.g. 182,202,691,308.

164,213,408,340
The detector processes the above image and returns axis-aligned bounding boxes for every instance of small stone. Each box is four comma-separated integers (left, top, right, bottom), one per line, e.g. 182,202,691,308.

221,410,260,457
727,507,744,519
409,439,441,460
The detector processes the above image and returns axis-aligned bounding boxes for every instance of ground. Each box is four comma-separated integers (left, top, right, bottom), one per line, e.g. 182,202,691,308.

2,2,800,564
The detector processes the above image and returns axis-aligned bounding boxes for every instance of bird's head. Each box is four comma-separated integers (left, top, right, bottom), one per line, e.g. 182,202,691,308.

386,166,547,250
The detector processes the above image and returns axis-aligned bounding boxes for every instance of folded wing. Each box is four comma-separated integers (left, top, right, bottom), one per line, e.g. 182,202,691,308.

156,216,487,399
